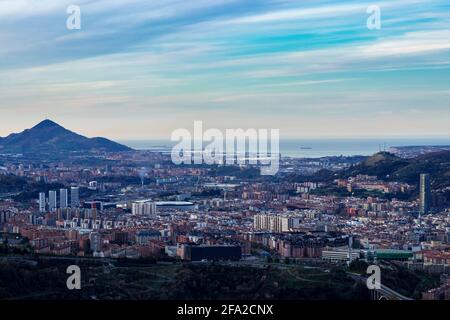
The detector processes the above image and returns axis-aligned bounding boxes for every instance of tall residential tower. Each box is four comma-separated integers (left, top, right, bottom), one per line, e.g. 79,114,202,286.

39,192,46,212
49,190,57,212
71,187,80,208
60,188,68,209
419,173,431,215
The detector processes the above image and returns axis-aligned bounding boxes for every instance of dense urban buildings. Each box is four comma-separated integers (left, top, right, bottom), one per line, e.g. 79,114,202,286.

1,134,449,301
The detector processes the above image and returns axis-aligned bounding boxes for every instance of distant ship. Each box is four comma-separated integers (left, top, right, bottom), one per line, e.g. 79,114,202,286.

300,146,313,150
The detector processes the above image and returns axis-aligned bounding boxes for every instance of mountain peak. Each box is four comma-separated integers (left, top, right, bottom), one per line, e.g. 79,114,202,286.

32,119,62,130
0,120,132,153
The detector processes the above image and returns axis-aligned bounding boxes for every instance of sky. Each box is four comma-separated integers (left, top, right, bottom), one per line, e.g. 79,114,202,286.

0,0,450,140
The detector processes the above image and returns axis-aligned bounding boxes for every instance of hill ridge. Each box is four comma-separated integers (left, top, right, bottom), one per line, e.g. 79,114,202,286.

0,119,132,153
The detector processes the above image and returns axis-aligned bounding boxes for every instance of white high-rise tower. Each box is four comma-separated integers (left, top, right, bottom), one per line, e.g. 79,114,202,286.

39,192,46,212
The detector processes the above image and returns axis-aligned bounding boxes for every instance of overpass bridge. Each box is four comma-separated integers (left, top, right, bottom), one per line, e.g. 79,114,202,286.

348,272,413,300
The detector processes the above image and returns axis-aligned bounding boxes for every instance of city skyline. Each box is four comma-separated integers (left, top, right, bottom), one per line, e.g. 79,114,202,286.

1,0,450,139
1,0,450,306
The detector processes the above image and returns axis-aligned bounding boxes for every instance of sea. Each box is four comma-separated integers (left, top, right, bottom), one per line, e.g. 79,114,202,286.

118,138,450,159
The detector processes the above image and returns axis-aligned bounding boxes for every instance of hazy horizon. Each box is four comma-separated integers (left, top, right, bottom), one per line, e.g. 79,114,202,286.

1,119,450,142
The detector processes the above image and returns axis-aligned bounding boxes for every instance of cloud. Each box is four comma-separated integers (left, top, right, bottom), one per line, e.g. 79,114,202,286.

224,2,367,24
361,30,450,57
0,0,75,19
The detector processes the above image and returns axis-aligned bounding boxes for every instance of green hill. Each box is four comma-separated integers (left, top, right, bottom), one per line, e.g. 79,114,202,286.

0,174,27,193
343,151,450,188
